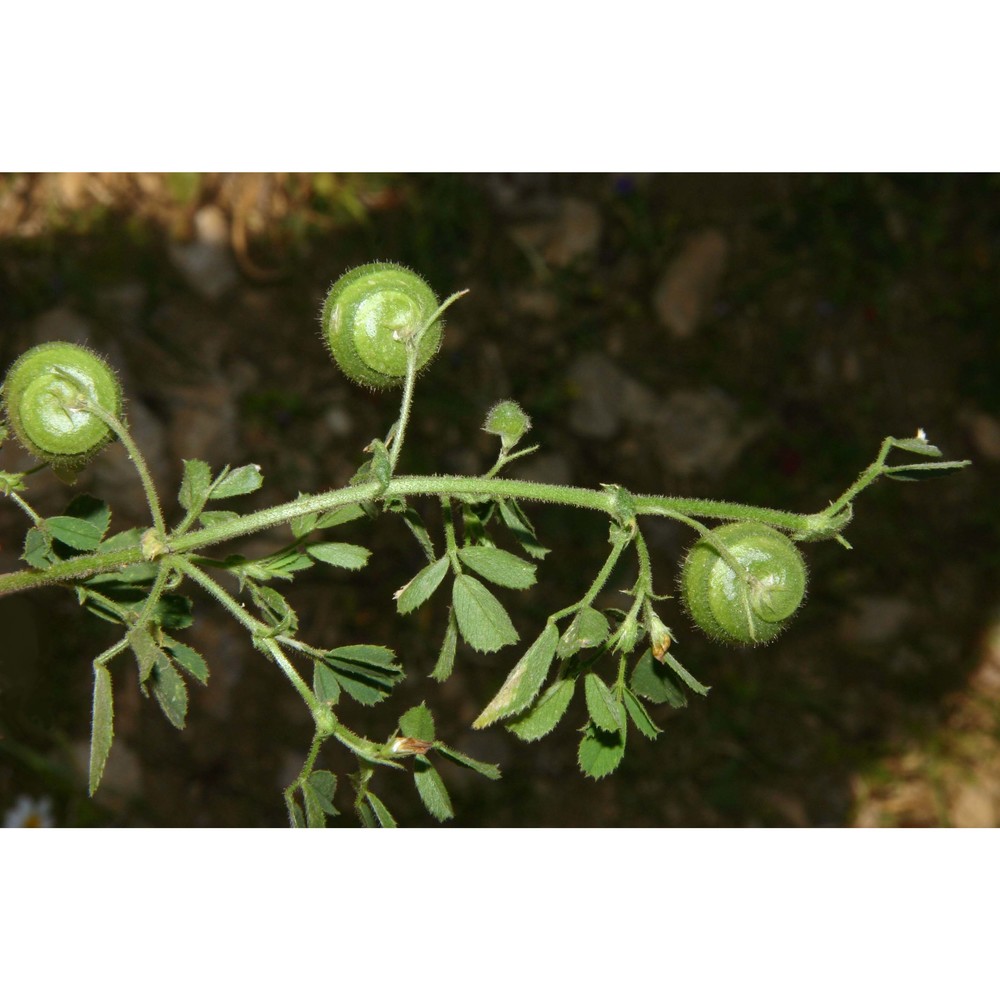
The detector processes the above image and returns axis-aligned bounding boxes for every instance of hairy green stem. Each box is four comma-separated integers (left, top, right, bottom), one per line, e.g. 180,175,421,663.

87,400,167,536
0,471,849,600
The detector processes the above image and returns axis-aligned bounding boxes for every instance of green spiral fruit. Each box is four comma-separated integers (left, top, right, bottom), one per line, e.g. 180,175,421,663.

680,522,807,646
1,341,123,471
321,262,444,389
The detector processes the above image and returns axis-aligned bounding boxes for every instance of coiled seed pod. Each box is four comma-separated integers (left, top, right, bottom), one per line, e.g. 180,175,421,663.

1,341,123,472
321,262,443,389
680,522,807,645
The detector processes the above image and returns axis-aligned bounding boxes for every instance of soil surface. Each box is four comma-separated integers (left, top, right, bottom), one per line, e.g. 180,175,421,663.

1,173,997,827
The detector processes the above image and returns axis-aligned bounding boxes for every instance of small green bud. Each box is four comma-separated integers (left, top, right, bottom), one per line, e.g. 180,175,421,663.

483,399,531,452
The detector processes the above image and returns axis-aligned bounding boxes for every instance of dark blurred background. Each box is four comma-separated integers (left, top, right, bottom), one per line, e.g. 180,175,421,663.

0,172,997,827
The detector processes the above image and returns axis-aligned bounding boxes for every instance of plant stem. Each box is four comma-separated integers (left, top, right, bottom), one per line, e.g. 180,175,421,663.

174,556,319,712
0,470,828,599
9,492,42,525
87,400,167,536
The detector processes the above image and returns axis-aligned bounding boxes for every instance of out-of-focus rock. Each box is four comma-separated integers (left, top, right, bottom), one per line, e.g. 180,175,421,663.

653,229,729,338
512,286,560,320
951,781,997,828
168,205,239,300
71,738,142,801
517,452,573,486
31,306,91,346
509,197,603,269
650,388,764,478
163,380,239,470
566,352,763,476
839,596,914,645
961,409,1000,461
566,351,657,440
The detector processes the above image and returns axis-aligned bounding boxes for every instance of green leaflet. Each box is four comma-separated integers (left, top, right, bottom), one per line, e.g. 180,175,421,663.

46,515,104,552
413,757,454,822
315,504,368,531
557,607,609,659
457,545,537,590
452,575,519,653
661,651,710,696
399,702,436,742
248,584,298,634
128,626,159,684
507,675,576,742
395,556,450,615
584,673,626,734
178,458,212,511
307,542,371,570
430,611,459,682
62,494,110,537
22,526,55,568
473,621,559,728
882,460,970,481
623,687,662,740
366,792,397,828
498,499,550,560
577,722,626,780
313,662,341,705
630,649,688,707
209,463,264,500
306,770,339,817
435,744,501,781
888,435,943,458
151,653,188,729
164,639,209,685
89,664,114,796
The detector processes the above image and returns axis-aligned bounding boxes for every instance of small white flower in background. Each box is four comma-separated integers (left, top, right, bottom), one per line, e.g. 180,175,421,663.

3,795,55,828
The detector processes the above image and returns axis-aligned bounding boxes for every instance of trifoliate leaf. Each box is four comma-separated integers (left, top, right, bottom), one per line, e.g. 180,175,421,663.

630,649,688,707
452,575,519,653
164,638,209,685
474,621,559,728
584,673,626,734
209,463,264,499
413,757,453,822
322,645,403,705
88,663,114,796
507,676,576,742
457,546,537,590
557,607,609,659
151,653,188,729
399,702,436,742
178,458,212,511
435,744,501,780
307,542,371,571
430,611,459,682
395,556,450,615
577,722,626,779
46,515,104,552
623,687,662,740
